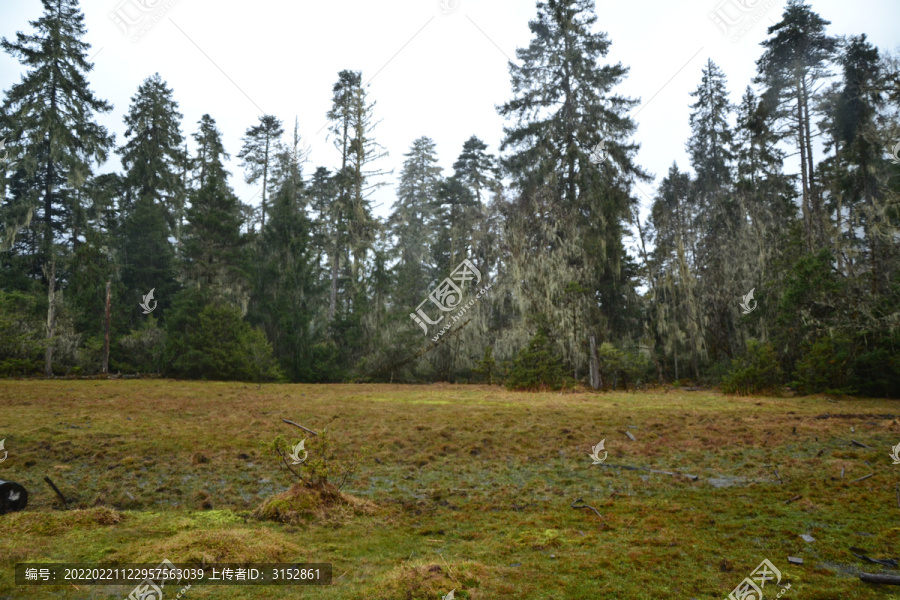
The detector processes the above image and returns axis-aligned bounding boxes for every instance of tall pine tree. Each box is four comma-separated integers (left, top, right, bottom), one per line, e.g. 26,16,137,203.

497,0,647,377
238,115,284,229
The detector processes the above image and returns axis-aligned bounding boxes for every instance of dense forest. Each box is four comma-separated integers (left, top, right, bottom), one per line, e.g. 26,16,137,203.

1,0,898,396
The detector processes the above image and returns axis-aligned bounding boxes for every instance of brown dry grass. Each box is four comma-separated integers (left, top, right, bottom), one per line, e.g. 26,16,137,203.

253,482,378,525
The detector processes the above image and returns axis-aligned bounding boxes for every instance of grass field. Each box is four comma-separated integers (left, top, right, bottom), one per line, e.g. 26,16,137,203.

1,381,898,599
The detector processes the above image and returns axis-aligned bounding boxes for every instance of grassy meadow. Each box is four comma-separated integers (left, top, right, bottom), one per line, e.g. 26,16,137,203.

0,380,898,599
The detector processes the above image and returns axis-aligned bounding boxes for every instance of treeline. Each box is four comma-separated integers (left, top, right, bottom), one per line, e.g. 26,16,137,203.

1,0,898,396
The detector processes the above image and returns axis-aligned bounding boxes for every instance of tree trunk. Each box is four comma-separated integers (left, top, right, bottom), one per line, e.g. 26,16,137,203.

102,280,111,374
262,137,269,229
44,261,56,377
795,80,812,251
674,344,679,382
801,77,820,247
178,142,188,245
589,334,601,390
328,250,339,320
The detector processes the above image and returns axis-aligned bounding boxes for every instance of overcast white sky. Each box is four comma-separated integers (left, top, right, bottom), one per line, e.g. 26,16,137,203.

2,0,899,232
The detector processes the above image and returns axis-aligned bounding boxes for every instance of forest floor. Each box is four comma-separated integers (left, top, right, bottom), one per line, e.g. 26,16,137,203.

0,381,899,599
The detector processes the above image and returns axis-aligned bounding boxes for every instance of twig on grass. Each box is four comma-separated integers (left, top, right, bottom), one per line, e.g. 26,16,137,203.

282,419,319,436
851,472,874,483
784,495,802,504
438,552,460,588
571,497,602,518
43,476,68,509
850,439,870,449
850,548,899,568
896,484,899,509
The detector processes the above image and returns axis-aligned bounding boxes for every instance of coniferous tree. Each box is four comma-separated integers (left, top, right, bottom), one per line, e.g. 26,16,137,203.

307,166,338,279
497,0,647,378
648,164,704,381
388,136,442,310
238,115,284,229
686,59,735,362
118,73,185,223
1,0,113,375
325,71,359,321
830,35,891,290
756,0,837,251
323,70,388,374
444,136,500,275
117,74,184,327
1,0,113,268
181,115,246,305
732,86,797,350
249,141,318,382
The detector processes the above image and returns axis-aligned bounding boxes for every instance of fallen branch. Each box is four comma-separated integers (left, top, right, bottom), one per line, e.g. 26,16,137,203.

282,419,319,436
43,476,67,509
571,497,602,518
592,462,699,480
784,495,802,505
625,431,636,442
850,439,871,449
851,473,875,483
860,572,900,585
850,548,899,568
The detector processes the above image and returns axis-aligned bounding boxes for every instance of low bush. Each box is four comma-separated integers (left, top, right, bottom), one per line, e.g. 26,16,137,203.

791,335,854,395
721,339,783,395
505,329,568,391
